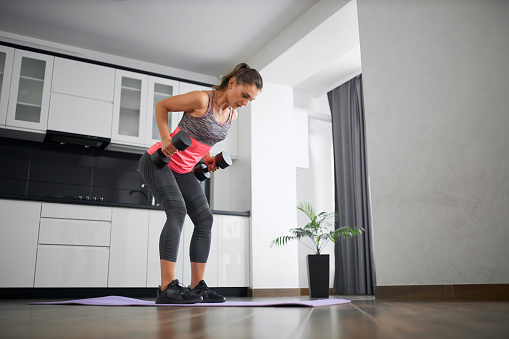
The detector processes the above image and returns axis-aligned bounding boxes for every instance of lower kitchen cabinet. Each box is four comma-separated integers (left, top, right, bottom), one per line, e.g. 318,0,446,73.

38,218,111,246
0,199,41,287
0,199,250,289
216,215,250,287
108,208,149,287
34,245,110,287
34,202,112,287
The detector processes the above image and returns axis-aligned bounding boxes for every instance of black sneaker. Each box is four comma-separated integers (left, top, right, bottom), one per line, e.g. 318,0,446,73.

190,280,226,303
156,279,204,304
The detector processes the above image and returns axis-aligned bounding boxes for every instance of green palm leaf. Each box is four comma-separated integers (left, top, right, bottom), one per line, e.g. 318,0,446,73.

271,202,363,255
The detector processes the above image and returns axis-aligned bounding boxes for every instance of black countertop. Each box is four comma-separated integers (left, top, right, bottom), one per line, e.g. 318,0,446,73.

0,194,250,217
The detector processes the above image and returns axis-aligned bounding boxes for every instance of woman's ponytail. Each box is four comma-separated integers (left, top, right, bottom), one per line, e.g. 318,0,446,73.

213,63,263,91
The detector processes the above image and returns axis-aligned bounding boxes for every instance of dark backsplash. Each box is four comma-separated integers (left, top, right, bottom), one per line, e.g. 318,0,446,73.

0,136,150,206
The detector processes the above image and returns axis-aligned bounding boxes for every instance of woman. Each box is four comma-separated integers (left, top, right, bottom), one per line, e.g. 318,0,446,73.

139,63,262,304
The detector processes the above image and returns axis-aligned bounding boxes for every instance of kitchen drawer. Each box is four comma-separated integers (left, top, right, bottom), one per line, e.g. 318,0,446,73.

41,203,112,221
39,218,111,246
34,244,109,287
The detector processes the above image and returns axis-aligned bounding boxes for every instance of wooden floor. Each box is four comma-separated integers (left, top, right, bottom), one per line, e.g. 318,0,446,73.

1,295,509,339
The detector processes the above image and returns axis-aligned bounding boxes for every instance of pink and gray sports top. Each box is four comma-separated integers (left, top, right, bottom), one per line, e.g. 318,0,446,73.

147,91,232,174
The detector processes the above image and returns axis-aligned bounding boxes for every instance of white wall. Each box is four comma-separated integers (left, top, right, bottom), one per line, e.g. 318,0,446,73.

357,0,509,286
250,81,299,289
296,115,335,288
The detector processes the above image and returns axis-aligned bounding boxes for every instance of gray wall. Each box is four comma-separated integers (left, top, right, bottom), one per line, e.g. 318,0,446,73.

357,0,509,285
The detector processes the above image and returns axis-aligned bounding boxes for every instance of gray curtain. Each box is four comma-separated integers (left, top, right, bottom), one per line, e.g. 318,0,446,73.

328,74,376,295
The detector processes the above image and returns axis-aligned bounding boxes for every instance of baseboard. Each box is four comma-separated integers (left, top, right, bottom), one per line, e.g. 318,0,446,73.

247,288,335,297
0,287,248,300
375,284,509,301
299,288,335,296
248,288,301,298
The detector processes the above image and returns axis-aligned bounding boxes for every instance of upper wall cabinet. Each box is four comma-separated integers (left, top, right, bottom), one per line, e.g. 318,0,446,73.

144,77,180,147
111,70,148,147
6,50,54,132
47,58,115,138
51,57,115,101
0,46,14,127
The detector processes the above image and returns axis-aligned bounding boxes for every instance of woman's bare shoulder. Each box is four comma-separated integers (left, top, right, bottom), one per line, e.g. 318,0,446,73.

182,90,211,116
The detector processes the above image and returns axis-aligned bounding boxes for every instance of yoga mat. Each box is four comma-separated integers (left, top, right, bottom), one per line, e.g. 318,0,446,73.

29,295,351,307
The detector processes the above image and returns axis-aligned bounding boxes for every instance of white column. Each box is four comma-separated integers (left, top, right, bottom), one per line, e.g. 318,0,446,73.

250,81,299,289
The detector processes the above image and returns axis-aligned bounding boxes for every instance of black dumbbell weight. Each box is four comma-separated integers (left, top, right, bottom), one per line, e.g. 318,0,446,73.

194,151,232,181
151,131,192,169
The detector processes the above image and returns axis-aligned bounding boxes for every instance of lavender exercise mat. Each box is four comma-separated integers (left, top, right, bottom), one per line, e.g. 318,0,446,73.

29,295,350,307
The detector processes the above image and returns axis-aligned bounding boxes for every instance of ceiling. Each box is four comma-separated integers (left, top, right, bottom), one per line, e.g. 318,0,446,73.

0,0,361,98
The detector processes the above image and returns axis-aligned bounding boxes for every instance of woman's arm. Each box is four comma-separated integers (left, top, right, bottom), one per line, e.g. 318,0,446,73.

155,91,208,156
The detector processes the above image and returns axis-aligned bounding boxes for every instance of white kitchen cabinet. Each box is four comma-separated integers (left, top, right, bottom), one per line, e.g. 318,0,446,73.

146,210,186,287
109,208,149,287
0,200,41,287
0,46,14,126
48,57,115,138
144,76,180,147
51,57,115,101
34,245,110,287
216,215,250,287
182,215,219,287
111,70,148,146
34,203,112,287
38,218,111,246
47,92,113,138
6,50,53,132
41,202,112,221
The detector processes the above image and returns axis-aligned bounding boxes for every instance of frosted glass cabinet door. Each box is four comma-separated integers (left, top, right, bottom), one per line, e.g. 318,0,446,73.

0,46,14,126
112,70,148,146
6,49,53,131
144,76,180,147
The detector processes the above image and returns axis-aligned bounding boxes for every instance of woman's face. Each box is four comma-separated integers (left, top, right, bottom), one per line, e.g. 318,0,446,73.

227,78,260,109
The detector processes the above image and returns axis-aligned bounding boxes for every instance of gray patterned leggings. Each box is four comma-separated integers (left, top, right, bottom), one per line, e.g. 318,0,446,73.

139,152,213,263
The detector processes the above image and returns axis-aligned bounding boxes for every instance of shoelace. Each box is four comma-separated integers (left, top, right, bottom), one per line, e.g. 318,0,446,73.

192,283,212,293
172,280,192,293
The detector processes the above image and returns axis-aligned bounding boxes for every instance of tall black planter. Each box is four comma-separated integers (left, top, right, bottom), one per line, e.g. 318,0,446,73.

307,254,330,299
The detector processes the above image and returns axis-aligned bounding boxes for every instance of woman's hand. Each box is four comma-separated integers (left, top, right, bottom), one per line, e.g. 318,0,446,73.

161,137,178,157
203,152,219,172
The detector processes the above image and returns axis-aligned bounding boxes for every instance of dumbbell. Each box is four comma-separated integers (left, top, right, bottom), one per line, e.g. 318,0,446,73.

151,131,192,169
193,151,232,181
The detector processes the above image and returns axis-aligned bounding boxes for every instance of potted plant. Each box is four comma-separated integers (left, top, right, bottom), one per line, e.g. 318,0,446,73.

271,202,363,298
